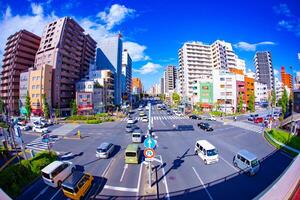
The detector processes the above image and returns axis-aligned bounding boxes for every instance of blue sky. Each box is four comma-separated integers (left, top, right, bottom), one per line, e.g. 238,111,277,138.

0,0,299,90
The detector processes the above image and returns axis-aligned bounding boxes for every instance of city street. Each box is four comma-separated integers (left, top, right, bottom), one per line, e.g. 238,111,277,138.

18,105,294,200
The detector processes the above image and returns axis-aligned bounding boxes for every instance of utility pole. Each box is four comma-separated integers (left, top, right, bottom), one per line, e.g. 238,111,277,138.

148,101,152,186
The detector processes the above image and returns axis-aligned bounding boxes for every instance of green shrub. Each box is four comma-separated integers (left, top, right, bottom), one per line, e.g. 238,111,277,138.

86,119,101,124
209,111,224,117
0,122,8,128
268,129,300,151
0,151,57,198
95,113,109,117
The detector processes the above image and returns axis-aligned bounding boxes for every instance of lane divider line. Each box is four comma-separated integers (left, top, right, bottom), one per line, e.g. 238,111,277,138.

192,167,213,200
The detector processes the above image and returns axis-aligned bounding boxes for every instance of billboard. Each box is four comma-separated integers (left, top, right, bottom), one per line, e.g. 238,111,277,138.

76,92,93,111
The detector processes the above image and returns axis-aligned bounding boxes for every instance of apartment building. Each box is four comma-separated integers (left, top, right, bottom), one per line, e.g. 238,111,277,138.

96,35,123,105
213,70,237,113
254,51,274,90
121,49,132,103
34,17,96,114
275,77,283,101
164,66,177,94
28,64,52,115
245,75,255,106
160,77,165,94
1,30,41,115
281,66,293,89
295,72,300,89
132,78,143,95
19,72,30,107
178,40,242,102
254,81,268,103
192,79,213,111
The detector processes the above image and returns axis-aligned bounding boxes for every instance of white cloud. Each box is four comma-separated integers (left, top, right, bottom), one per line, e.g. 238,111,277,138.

274,69,279,76
133,62,161,74
97,4,135,30
123,41,150,62
234,41,276,51
273,4,291,17
0,4,58,62
0,3,148,65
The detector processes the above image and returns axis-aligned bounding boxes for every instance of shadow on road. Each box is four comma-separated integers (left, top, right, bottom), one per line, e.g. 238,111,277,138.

59,152,84,161
153,125,194,133
93,149,294,200
87,176,107,200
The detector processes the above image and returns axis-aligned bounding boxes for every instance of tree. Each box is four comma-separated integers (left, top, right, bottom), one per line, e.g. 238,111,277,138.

288,92,293,114
159,94,166,101
271,89,276,107
70,100,77,116
281,88,288,117
248,93,255,112
0,98,4,114
25,92,31,119
278,98,282,107
237,93,243,113
42,94,50,119
172,92,180,105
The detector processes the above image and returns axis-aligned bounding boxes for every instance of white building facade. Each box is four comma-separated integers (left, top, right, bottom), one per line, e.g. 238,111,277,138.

254,81,268,103
121,49,132,104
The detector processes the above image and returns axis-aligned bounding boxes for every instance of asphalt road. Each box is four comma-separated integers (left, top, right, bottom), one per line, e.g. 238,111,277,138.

17,105,293,200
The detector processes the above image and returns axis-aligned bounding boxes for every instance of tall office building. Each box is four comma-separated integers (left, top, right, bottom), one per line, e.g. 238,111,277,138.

178,40,242,101
281,66,293,89
121,49,132,103
96,34,123,105
34,17,96,114
160,77,165,94
254,51,274,90
164,66,177,94
1,30,41,115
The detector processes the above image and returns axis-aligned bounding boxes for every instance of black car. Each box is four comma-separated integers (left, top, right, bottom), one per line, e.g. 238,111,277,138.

189,115,201,120
197,122,213,131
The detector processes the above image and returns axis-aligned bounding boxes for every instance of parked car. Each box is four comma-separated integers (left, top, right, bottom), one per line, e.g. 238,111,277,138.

32,125,49,133
206,115,216,121
197,122,213,131
17,122,30,131
139,111,145,117
41,161,74,187
254,117,264,123
126,124,138,133
189,115,201,120
96,142,114,158
175,112,184,117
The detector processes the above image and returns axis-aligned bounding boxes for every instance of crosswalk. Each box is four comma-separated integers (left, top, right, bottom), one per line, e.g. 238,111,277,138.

122,115,189,122
228,121,264,133
26,136,60,152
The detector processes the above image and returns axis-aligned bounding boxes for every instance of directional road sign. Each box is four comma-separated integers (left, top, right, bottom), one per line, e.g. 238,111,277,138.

144,137,156,149
144,148,155,159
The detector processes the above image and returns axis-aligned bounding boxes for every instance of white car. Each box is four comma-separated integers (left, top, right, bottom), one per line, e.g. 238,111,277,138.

32,125,49,133
138,107,143,111
127,118,136,124
142,116,148,122
17,123,30,131
175,112,184,117
41,161,74,187
206,115,216,121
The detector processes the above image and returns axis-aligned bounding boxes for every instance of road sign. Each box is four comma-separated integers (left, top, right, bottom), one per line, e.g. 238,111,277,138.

144,148,155,159
144,137,156,149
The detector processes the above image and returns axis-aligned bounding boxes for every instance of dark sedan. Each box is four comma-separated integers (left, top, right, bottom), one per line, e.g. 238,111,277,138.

189,114,201,120
197,122,213,131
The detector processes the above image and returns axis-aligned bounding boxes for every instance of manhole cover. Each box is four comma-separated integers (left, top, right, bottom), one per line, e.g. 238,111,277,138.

169,176,176,180
162,146,168,150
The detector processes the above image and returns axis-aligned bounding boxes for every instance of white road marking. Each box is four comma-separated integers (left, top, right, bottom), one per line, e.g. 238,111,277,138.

49,189,61,200
136,163,143,195
120,164,128,182
219,156,238,171
33,186,49,200
104,185,138,192
159,155,170,200
192,167,213,200
160,118,166,126
102,158,114,177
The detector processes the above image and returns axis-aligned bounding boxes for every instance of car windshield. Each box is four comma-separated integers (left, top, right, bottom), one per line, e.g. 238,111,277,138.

126,125,132,128
207,149,218,156
42,172,51,179
126,152,136,157
97,148,107,152
251,159,259,167
132,134,140,137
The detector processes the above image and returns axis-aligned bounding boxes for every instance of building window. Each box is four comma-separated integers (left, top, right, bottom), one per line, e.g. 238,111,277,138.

220,78,225,81
32,85,35,89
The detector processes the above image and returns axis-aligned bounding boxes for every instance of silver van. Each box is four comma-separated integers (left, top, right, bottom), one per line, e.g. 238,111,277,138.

132,130,142,143
233,150,260,175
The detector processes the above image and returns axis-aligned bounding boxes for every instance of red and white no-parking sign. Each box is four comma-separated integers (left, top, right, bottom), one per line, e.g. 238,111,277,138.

144,148,155,159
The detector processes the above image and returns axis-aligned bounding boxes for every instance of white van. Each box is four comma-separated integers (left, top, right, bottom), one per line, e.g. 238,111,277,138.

194,140,219,164
233,150,260,175
132,130,143,143
41,161,74,187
